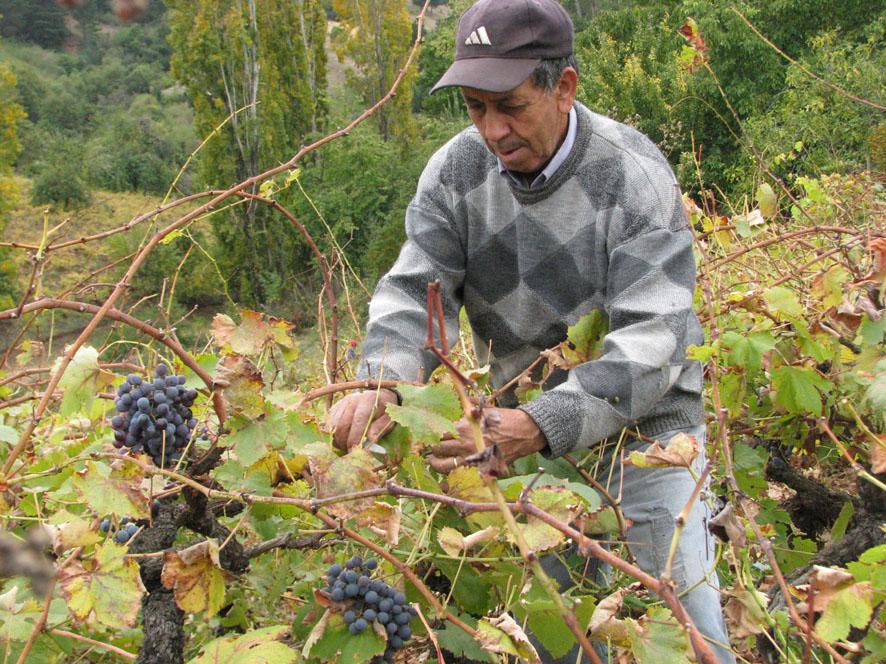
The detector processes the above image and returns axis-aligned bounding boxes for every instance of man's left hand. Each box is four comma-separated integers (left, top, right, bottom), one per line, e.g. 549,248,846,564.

426,407,547,474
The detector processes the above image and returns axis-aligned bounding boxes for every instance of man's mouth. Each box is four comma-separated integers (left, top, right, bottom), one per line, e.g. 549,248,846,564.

496,145,522,159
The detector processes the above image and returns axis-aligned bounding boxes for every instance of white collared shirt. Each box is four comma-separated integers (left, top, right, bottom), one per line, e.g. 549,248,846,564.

498,106,577,190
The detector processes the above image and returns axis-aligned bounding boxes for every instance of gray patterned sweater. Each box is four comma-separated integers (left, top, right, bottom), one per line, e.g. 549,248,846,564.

358,102,704,458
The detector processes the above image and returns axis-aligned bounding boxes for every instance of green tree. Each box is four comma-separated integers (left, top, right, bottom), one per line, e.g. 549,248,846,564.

167,0,328,304
332,0,416,142
0,45,25,309
0,0,68,49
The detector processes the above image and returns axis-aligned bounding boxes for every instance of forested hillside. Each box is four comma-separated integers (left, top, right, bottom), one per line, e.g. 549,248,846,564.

0,1,883,663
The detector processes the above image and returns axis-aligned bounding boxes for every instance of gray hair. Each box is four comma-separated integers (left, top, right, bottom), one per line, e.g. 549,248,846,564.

530,55,579,92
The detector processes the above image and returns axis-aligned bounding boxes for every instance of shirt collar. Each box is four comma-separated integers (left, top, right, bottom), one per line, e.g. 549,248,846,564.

498,106,577,190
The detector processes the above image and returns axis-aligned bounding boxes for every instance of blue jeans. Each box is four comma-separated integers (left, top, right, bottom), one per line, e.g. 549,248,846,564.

537,424,736,664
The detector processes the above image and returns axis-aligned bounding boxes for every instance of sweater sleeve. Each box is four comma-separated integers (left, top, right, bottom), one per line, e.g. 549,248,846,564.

357,157,466,383
519,170,700,458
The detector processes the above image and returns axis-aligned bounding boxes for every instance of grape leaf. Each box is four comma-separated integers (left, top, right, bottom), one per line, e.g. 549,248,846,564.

477,613,540,663
756,183,778,218
308,612,385,663
398,383,461,419
445,466,500,528
385,403,457,445
580,506,621,534
511,487,581,552
436,615,495,662
815,581,873,641
310,447,379,520
0,424,18,445
562,310,608,365
215,354,265,419
724,589,769,638
189,625,298,664
72,461,149,519
771,366,827,415
764,286,804,319
55,346,114,419
226,409,321,468
59,543,146,628
722,331,776,373
629,432,698,468
162,540,229,616
627,607,691,663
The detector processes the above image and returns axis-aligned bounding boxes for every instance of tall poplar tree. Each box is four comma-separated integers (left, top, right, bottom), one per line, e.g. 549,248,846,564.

167,0,327,303
332,0,416,142
0,36,25,309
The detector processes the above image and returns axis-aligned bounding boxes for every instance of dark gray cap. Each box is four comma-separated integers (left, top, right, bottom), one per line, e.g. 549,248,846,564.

431,0,574,94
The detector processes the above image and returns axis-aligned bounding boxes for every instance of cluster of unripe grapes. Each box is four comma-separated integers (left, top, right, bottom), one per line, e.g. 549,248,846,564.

99,517,139,544
110,363,198,467
324,556,417,661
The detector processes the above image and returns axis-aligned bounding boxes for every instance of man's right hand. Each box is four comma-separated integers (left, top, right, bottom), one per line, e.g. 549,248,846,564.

326,389,399,452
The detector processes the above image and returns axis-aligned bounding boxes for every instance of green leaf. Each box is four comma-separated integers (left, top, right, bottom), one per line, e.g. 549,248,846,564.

397,383,461,419
72,461,149,519
686,344,715,362
864,359,886,411
309,613,386,663
627,607,691,663
764,286,804,319
386,403,457,445
756,183,778,218
722,331,776,373
776,537,817,574
815,582,873,641
189,626,298,664
59,543,146,628
435,557,495,614
436,615,494,662
497,474,600,511
564,310,608,364
226,410,321,468
0,424,17,445
859,314,886,345
56,346,114,418
582,506,621,534
861,628,886,664
512,487,581,552
771,366,826,416
829,501,855,543
734,445,768,497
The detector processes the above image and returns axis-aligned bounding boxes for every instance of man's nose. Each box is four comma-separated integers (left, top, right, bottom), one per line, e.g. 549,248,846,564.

482,109,510,143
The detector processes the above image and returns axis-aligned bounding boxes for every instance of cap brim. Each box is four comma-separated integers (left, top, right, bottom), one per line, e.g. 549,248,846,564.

430,57,539,94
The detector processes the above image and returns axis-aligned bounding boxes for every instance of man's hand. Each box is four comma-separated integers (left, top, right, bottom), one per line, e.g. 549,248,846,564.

326,389,399,452
426,407,547,474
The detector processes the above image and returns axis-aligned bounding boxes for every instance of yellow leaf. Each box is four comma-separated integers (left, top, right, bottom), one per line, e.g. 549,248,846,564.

161,540,229,616
59,543,146,628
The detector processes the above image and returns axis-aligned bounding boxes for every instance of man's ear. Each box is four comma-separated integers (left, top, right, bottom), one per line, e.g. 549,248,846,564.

555,67,578,113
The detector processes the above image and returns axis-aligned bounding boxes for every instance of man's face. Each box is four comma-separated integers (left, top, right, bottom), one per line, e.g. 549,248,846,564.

461,68,576,174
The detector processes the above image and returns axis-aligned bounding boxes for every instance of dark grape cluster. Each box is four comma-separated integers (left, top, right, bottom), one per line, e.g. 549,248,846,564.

99,517,139,544
324,556,417,662
110,363,198,467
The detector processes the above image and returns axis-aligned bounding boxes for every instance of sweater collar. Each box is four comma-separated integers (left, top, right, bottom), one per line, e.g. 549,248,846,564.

497,106,577,190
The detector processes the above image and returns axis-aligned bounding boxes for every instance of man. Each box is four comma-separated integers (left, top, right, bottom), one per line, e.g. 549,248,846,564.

329,0,734,661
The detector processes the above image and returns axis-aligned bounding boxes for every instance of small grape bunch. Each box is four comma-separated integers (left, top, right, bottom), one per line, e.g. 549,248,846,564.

324,556,417,661
110,363,199,468
99,517,140,544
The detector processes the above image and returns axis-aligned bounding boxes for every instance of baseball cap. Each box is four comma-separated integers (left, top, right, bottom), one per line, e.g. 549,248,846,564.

430,0,574,94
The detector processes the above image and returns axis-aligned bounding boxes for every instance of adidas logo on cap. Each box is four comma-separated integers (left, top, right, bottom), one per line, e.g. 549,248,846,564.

464,25,491,45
